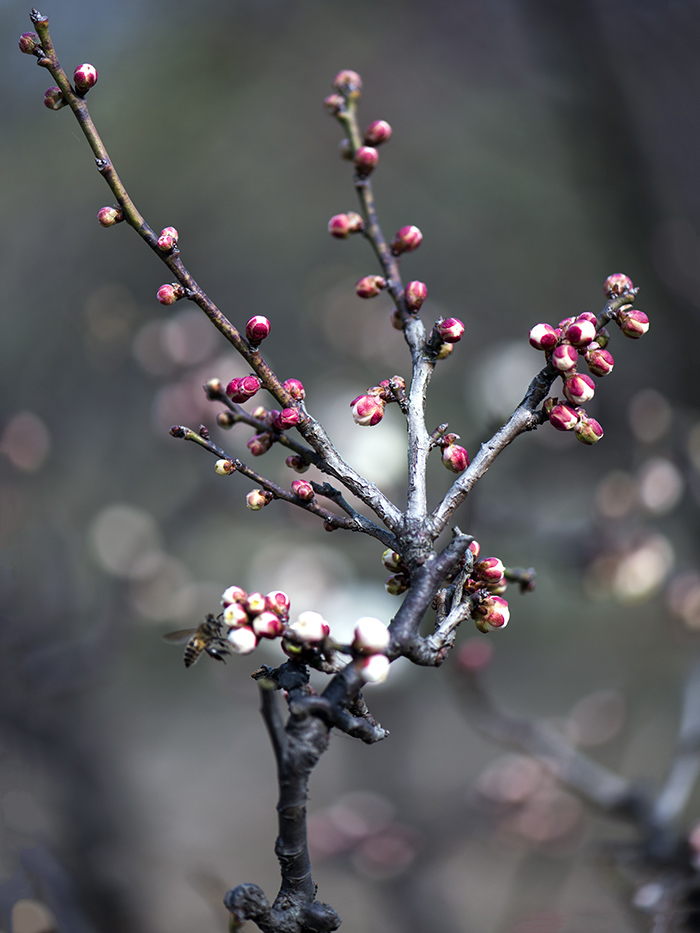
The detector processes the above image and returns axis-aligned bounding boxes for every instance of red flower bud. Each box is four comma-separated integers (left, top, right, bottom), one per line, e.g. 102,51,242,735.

436,318,465,344
441,443,469,473
356,275,387,298
246,315,271,345
551,344,578,373
617,308,649,339
404,280,428,311
563,372,595,405
44,86,66,110
390,225,423,255
528,323,558,351
247,433,273,456
157,283,185,305
283,378,305,400
291,479,314,501
285,454,310,473
274,408,301,430
97,206,124,227
548,403,580,431
354,146,379,177
574,413,604,445
333,69,363,97
19,32,40,54
226,375,262,403
584,347,614,377
350,394,385,426
73,63,98,92
364,120,393,146
565,317,597,348
603,273,634,298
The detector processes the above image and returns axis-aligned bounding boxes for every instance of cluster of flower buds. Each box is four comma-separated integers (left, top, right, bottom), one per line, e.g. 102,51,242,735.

438,433,469,473
157,226,179,252
217,583,391,683
350,377,405,427
529,274,649,445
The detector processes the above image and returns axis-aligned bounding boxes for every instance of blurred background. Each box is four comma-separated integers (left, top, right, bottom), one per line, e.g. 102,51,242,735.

3,0,700,930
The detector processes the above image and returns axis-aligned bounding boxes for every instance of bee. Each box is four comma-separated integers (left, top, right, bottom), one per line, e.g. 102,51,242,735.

163,614,230,667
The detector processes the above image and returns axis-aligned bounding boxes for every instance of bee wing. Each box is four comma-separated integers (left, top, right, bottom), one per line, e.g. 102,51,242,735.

163,628,196,644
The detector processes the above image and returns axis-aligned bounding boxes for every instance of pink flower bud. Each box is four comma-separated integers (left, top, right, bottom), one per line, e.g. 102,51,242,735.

274,408,301,430
324,93,344,115
252,611,285,639
226,626,258,655
247,433,272,456
157,283,185,305
353,616,390,654
354,146,379,177
404,280,428,311
474,557,505,585
584,347,614,377
245,592,267,616
221,585,247,606
382,549,404,572
355,275,387,298
390,225,423,255
385,574,409,595
223,601,249,628
333,69,362,97
356,653,390,684
245,315,271,345
351,394,385,426
44,86,66,110
214,458,236,475
97,206,124,227
474,595,510,632
565,317,597,348
528,323,558,351
441,443,469,473
574,413,604,445
603,273,634,298
73,63,98,92
548,403,580,431
617,308,649,339
226,375,262,403
563,372,595,405
291,479,314,501
436,318,465,344
285,454,310,473
246,489,272,510
265,590,291,619
283,378,305,400
19,32,40,54
364,119,393,146
290,610,330,643
551,344,579,373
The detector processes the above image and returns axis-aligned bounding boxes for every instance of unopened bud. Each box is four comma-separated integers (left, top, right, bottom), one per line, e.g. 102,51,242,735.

551,344,578,373
290,610,330,643
356,653,390,684
285,454,310,473
356,275,387,298
352,616,390,654
563,372,595,405
214,458,236,475
19,32,40,54
404,280,428,311
354,146,379,177
528,322,558,351
333,69,362,98
97,206,123,227
44,86,65,110
157,283,185,305
291,479,314,501
603,273,634,298
246,489,272,510
246,315,271,345
351,394,385,426
226,626,258,655
584,347,614,377
574,413,604,445
364,120,392,146
441,443,469,473
283,378,305,400
548,403,579,432
73,63,98,93
617,308,649,339
436,318,465,344
390,225,423,255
